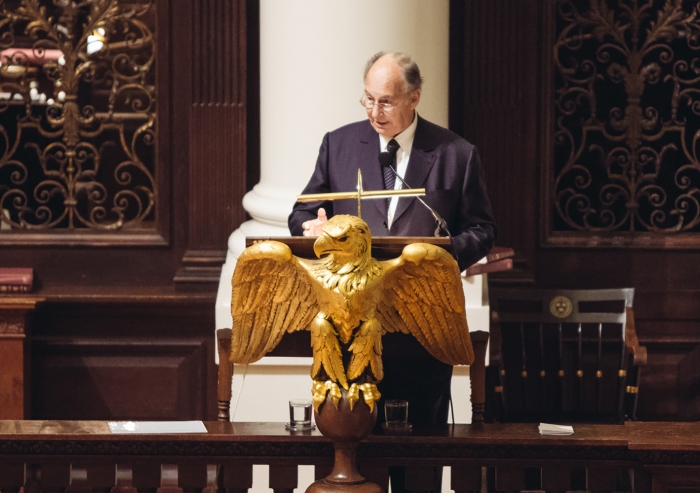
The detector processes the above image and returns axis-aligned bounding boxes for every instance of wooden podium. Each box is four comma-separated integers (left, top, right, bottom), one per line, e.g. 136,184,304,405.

217,235,488,424
246,236,452,259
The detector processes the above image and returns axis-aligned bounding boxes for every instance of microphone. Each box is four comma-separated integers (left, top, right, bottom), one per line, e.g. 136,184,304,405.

379,154,459,265
378,149,394,170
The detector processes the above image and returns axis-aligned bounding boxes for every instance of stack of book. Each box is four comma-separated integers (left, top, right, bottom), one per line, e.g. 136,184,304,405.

0,268,34,293
465,246,514,277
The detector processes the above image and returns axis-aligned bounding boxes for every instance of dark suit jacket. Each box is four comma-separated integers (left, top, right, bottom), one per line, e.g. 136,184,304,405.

288,116,497,271
288,115,497,424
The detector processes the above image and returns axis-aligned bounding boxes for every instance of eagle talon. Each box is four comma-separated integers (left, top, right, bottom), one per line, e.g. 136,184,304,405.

312,380,342,412
347,384,360,411
360,383,380,412
347,383,381,412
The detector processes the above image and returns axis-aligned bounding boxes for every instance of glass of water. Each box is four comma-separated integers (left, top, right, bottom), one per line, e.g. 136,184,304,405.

286,399,314,431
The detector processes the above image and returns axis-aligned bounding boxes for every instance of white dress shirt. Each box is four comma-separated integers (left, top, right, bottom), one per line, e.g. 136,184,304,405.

378,111,418,228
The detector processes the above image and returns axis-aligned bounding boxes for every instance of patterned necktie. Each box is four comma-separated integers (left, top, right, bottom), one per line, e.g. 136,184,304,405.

382,139,400,192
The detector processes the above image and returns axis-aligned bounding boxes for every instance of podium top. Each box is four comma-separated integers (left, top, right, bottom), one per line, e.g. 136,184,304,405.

245,236,452,260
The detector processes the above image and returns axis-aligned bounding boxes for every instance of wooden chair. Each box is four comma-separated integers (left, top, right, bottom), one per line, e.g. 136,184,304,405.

487,288,647,423
216,328,490,423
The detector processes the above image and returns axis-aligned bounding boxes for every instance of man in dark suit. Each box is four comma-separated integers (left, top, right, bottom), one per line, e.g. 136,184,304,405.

288,52,496,431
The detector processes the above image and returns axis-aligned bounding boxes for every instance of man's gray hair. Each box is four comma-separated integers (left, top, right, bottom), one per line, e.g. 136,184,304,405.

364,51,423,94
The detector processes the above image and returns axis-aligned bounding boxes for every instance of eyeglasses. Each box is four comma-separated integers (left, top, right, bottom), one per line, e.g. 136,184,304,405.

360,95,398,113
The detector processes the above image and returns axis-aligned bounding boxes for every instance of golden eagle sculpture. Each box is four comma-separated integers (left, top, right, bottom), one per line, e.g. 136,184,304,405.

230,214,474,412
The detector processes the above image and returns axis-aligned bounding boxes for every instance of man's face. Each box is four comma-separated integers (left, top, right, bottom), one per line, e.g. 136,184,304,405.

363,57,420,138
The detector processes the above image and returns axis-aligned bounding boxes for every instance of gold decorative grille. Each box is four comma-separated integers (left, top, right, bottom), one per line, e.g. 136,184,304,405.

0,0,156,233
554,0,700,235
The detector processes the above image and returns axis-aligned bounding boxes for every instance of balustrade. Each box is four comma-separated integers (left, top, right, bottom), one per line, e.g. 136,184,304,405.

1,421,699,493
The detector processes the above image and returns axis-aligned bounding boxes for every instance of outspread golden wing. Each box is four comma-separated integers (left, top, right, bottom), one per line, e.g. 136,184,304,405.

230,240,317,364
376,243,474,366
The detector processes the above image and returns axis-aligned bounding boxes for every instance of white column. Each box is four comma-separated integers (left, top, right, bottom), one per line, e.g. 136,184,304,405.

216,0,450,330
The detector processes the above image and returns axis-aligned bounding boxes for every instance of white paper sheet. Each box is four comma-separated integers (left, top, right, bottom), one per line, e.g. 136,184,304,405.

108,421,208,434
538,423,574,436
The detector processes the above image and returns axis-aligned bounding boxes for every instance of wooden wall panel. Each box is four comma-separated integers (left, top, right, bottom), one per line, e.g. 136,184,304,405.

632,291,700,420
32,342,209,420
0,0,259,421
679,345,700,420
176,0,254,284
30,300,217,421
450,0,539,281
189,105,246,248
450,0,700,420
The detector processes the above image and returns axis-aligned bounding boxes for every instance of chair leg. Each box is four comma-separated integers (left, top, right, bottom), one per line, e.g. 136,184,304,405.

216,328,234,422
470,331,489,424
626,365,641,421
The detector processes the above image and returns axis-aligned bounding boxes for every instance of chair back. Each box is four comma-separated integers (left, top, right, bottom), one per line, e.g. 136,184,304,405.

488,288,643,423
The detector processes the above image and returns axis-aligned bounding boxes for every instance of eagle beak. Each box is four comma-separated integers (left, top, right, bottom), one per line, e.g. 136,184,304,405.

313,233,334,259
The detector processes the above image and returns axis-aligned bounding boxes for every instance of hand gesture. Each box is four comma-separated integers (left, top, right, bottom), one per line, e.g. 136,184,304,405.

302,208,327,237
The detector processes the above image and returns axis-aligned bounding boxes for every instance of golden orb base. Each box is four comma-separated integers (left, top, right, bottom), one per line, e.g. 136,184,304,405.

306,388,384,493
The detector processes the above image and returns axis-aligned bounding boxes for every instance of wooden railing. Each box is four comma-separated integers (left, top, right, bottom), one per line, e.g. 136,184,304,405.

1,421,700,493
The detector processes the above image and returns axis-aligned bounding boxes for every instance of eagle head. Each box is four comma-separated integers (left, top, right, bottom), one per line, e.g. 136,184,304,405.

313,215,372,274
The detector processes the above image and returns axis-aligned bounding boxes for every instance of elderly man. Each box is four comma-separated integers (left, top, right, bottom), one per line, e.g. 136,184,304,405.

289,52,496,431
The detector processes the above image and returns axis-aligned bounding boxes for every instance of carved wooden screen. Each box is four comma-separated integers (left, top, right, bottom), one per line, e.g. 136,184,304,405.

0,0,163,245
544,0,700,247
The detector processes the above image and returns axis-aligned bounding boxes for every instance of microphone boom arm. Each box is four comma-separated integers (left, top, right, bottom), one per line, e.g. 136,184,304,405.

385,163,460,267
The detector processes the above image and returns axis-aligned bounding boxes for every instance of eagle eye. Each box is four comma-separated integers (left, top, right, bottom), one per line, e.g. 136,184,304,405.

338,236,348,242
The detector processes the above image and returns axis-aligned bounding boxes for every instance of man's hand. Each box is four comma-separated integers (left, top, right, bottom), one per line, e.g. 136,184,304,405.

302,208,327,237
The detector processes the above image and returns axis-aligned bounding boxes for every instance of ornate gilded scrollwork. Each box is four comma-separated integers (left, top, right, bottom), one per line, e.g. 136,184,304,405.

554,0,700,234
0,0,155,232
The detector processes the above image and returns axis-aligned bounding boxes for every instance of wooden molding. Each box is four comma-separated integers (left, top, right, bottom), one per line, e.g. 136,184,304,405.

0,231,169,247
175,249,227,284
0,312,25,335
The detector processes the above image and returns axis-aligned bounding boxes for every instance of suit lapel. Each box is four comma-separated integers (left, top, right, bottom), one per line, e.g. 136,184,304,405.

355,122,388,219
391,117,438,225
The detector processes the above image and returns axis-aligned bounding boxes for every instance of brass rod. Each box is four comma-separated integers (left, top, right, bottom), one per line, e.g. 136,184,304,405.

297,188,426,203
357,169,362,218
